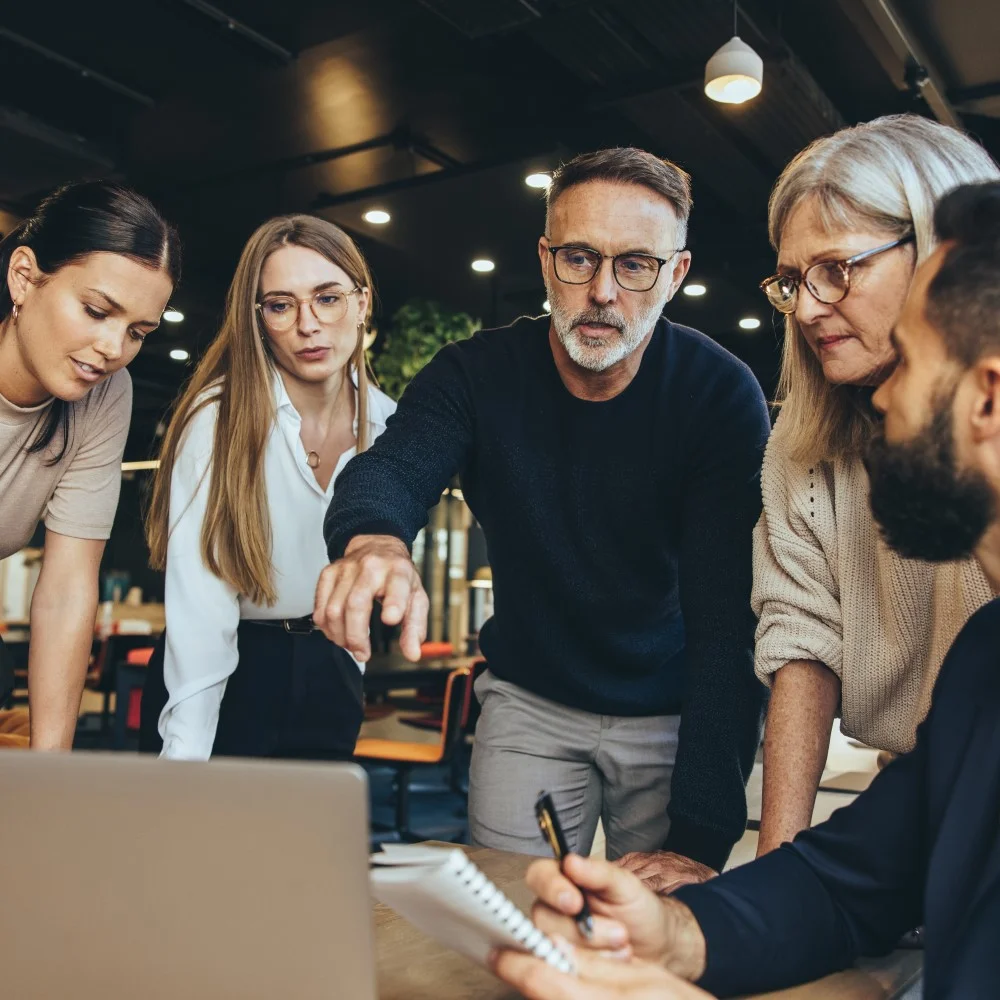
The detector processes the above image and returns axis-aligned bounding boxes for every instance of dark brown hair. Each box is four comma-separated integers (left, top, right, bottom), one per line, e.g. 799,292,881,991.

0,180,181,462
545,147,693,245
928,181,1000,367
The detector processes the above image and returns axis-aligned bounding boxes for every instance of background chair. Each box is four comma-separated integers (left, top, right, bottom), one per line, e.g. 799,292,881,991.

355,666,470,844
84,633,159,746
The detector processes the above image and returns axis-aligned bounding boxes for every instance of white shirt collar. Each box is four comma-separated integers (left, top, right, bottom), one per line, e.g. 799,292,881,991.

271,366,394,435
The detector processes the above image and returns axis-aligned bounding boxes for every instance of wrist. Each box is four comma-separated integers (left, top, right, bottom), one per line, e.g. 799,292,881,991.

345,533,409,558
658,896,707,982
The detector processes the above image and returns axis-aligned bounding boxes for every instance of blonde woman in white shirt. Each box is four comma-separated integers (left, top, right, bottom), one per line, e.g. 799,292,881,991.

140,215,395,761
753,114,999,855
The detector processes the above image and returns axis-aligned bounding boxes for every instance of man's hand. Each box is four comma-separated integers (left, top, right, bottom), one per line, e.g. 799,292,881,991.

491,940,712,1000
313,534,429,661
615,852,717,896
522,854,705,980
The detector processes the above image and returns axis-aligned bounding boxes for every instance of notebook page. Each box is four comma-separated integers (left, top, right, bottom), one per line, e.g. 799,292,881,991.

371,847,573,973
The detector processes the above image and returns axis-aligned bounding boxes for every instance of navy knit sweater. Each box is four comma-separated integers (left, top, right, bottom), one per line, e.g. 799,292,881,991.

326,315,770,869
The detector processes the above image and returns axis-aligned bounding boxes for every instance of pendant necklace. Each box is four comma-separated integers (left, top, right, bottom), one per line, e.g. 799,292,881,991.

304,377,347,470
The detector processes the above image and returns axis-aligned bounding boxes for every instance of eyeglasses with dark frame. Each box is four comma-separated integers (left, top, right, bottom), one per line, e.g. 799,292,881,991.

760,236,914,315
548,244,683,292
255,286,362,332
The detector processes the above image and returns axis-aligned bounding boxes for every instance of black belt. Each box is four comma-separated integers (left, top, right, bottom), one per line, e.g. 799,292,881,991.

244,615,319,635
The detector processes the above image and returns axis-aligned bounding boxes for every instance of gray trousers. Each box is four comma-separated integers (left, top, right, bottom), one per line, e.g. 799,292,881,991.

468,669,680,860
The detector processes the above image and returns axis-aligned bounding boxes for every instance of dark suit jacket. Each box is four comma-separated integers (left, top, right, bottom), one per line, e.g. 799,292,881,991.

674,597,1000,1000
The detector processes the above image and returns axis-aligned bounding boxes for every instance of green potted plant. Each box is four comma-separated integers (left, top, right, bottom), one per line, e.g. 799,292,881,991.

373,299,479,400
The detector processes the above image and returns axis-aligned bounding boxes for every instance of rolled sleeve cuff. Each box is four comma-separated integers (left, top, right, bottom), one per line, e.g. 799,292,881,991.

753,627,843,687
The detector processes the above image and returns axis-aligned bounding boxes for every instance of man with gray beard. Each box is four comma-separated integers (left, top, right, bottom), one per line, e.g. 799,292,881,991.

317,148,770,889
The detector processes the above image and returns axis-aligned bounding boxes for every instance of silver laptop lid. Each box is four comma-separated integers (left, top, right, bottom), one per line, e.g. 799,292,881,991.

0,752,376,1000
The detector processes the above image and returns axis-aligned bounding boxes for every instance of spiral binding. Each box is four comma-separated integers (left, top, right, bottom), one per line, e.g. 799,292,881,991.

446,850,574,974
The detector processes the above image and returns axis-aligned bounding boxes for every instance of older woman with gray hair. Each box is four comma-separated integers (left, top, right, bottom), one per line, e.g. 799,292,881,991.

754,113,999,856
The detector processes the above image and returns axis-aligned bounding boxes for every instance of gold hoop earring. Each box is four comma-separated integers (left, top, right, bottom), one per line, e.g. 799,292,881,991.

11,302,19,324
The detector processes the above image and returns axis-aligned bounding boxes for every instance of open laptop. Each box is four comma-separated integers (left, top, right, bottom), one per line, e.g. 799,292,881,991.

0,752,377,999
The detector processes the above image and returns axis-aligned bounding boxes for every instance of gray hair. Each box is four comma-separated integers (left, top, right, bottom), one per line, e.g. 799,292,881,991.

545,147,692,248
770,113,1000,464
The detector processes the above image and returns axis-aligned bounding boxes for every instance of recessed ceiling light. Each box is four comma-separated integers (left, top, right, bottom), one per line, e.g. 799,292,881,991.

683,283,707,297
169,348,190,361
363,209,391,225
525,172,552,189
739,317,761,331
471,259,495,273
543,300,551,313
163,308,184,323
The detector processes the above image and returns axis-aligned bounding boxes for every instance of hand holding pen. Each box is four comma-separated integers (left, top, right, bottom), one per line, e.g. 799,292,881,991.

516,833,708,978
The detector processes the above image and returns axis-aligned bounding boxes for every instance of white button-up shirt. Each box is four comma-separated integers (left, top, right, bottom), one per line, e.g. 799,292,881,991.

159,373,396,760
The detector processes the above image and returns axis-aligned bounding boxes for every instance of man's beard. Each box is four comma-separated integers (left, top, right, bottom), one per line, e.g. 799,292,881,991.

546,284,665,373
864,394,995,563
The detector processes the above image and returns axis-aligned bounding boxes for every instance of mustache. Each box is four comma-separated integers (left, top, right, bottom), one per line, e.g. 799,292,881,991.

567,307,626,332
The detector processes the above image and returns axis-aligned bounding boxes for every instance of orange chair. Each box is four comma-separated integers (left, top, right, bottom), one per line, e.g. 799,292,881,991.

354,666,470,842
419,641,454,658
0,707,31,749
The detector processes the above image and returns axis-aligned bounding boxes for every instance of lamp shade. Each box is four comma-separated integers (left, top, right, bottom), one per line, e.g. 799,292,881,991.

704,35,763,104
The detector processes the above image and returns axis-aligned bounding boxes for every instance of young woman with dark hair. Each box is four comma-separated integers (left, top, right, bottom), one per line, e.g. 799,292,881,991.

0,180,181,748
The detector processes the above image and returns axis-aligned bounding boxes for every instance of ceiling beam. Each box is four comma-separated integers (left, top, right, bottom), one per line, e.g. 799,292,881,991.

950,80,1000,107
169,127,461,192
0,104,116,169
311,147,553,210
0,26,154,107
176,0,295,63
850,0,961,126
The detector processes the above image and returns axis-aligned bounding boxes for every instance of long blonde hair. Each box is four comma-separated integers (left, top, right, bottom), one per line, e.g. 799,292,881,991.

147,215,377,605
770,113,999,464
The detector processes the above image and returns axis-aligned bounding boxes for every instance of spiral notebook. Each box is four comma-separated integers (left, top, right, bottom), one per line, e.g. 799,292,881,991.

370,844,575,974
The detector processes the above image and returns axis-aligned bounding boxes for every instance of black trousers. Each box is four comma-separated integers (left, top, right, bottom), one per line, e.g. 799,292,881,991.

138,622,364,761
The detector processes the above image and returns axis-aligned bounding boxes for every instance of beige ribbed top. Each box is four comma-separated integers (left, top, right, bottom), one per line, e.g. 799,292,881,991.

0,369,131,559
751,411,993,754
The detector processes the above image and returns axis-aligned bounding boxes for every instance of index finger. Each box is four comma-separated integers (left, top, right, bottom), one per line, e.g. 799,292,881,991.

343,568,383,658
381,566,415,626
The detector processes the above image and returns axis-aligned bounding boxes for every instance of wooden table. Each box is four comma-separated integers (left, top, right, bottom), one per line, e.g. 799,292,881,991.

374,845,922,1000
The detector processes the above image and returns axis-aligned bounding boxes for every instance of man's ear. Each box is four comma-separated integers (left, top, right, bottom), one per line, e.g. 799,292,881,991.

969,357,1000,443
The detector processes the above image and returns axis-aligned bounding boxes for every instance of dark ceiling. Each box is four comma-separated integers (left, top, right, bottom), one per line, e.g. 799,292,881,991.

1,0,998,458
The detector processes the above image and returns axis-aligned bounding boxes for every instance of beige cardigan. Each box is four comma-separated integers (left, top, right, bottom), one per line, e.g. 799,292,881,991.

752,412,993,754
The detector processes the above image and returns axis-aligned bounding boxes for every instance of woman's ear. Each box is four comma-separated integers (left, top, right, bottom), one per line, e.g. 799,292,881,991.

357,285,371,325
7,246,40,307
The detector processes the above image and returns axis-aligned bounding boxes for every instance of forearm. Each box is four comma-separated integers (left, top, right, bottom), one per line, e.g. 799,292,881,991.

28,581,97,749
757,659,840,855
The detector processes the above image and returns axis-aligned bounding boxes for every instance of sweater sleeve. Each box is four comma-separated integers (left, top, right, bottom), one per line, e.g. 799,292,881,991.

325,343,476,559
673,695,928,997
751,416,844,684
663,362,771,871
